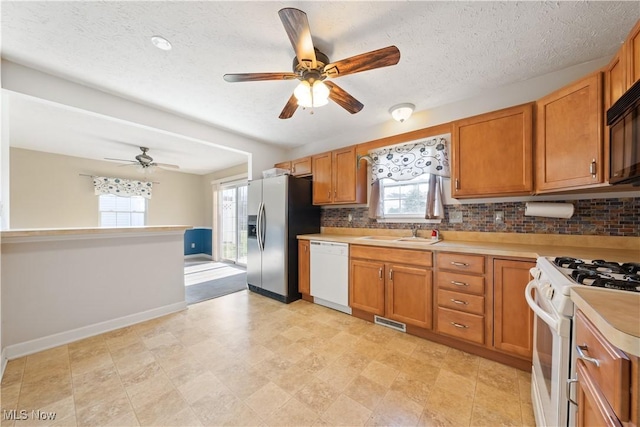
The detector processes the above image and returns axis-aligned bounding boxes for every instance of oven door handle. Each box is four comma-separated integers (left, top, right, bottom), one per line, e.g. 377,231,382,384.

525,280,560,331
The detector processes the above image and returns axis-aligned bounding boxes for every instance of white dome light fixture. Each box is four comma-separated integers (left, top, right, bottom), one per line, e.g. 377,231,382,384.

151,35,172,51
389,103,415,123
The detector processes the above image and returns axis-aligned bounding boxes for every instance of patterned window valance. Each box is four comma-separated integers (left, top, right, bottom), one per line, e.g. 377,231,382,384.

93,176,153,199
370,136,450,182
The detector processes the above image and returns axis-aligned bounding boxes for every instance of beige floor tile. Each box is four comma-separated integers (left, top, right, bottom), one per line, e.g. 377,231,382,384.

1,358,26,387
69,352,114,378
294,351,329,374
267,364,313,395
15,396,75,427
72,365,126,410
107,340,147,363
125,373,176,410
433,368,477,400
244,381,292,419
320,394,372,426
134,388,191,426
521,402,536,427
176,371,228,404
384,335,419,355
391,372,433,405
441,348,480,378
314,361,360,391
75,394,137,427
294,378,342,413
371,389,424,426
342,375,388,410
476,357,520,396
472,382,523,425
276,341,312,364
1,382,22,411
18,373,72,410
360,360,399,388
264,397,319,427
191,393,261,426
411,339,450,368
425,388,474,426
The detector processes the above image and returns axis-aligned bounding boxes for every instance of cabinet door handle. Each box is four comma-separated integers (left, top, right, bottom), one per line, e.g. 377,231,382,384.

450,261,469,267
589,159,596,178
450,299,468,305
566,378,578,406
292,165,296,173
450,280,469,287
378,267,383,279
576,344,600,367
327,190,330,198
450,322,468,329
389,269,393,281
455,179,460,190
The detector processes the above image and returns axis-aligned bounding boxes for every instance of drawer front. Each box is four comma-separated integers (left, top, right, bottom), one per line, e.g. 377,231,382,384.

436,307,484,345
437,289,484,315
437,252,485,274
575,310,630,421
436,271,485,295
350,245,432,267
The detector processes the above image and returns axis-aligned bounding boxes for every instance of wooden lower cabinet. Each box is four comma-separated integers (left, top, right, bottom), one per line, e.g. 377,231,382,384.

349,245,433,329
350,258,385,315
577,361,623,427
298,240,310,295
493,258,535,359
386,263,432,329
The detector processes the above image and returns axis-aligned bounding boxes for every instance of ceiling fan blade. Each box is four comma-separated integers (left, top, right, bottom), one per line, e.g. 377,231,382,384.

223,72,298,83
153,163,180,170
279,93,299,119
323,46,400,78
104,158,136,163
278,8,317,69
325,81,364,114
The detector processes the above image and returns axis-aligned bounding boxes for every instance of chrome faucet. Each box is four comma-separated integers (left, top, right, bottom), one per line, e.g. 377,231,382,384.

411,225,419,238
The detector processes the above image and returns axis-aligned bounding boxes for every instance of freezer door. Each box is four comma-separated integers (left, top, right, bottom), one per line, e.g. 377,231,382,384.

247,180,263,288
261,176,288,296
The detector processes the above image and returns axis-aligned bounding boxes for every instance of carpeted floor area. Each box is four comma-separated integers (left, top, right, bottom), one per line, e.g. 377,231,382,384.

184,258,247,305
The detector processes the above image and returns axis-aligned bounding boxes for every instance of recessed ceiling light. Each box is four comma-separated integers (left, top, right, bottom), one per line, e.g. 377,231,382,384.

151,35,172,51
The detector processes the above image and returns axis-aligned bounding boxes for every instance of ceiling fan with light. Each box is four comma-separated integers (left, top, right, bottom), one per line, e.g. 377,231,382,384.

104,147,179,172
223,7,401,119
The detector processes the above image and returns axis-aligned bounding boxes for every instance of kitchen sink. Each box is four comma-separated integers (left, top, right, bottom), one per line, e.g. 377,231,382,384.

357,235,441,245
357,235,402,241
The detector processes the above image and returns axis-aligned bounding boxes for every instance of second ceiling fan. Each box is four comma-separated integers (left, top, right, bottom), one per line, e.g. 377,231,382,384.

223,7,401,119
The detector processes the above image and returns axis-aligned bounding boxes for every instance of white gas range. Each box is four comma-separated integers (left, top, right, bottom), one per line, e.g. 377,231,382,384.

526,256,640,427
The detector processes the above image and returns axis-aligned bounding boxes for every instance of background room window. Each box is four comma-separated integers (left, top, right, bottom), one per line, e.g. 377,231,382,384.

99,194,146,227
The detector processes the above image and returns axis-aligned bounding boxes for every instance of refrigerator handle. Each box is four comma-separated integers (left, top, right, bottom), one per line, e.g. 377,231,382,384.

256,202,264,252
259,202,266,250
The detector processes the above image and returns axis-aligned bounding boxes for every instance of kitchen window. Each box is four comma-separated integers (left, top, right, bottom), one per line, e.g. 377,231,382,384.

98,194,146,227
368,135,450,222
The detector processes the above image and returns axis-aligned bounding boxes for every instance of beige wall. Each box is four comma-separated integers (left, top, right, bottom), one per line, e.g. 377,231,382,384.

10,148,207,229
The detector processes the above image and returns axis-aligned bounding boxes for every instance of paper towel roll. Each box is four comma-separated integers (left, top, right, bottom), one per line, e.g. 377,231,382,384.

524,202,574,219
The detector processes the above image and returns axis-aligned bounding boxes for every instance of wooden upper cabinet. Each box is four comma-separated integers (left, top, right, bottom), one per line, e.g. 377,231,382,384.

291,157,312,176
312,152,332,204
451,103,533,198
312,146,366,205
605,49,627,110
493,259,535,360
274,161,291,172
626,20,640,88
536,72,604,192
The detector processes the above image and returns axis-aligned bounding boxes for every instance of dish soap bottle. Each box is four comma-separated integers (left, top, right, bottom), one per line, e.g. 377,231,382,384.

431,229,439,241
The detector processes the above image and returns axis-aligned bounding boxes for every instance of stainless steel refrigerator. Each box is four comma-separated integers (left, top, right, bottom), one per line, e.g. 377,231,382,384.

247,175,320,303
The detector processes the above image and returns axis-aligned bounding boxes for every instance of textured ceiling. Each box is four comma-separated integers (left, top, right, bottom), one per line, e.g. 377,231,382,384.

2,1,639,172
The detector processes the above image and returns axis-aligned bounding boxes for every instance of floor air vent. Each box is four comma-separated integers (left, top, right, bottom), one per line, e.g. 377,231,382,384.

374,315,406,333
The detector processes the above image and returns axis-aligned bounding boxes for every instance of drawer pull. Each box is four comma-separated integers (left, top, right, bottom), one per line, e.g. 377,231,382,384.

450,261,469,267
450,280,469,287
576,344,600,367
389,269,394,281
450,322,468,329
450,299,468,305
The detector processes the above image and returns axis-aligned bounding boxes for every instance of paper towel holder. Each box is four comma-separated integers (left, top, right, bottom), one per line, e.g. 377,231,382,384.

524,202,575,219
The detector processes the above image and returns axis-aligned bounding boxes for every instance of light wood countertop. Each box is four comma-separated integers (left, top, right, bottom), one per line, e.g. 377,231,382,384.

297,233,640,262
571,287,640,357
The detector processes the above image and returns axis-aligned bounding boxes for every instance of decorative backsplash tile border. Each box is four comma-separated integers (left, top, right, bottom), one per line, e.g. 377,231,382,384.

321,197,640,237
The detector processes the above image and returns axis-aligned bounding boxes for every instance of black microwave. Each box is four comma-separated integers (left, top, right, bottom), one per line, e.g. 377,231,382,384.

607,79,640,185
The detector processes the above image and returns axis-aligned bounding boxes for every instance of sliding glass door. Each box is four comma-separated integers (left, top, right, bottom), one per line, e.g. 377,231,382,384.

220,182,248,265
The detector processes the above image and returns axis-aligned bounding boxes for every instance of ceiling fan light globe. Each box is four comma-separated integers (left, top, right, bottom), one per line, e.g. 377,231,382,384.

294,80,330,108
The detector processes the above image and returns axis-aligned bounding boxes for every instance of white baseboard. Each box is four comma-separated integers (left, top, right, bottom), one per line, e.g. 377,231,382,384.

2,301,187,361
1,348,7,382
184,254,213,259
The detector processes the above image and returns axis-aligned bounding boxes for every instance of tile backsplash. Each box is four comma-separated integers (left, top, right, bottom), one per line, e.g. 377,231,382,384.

321,197,639,237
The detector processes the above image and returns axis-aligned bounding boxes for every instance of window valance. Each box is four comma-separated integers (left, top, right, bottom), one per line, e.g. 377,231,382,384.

369,136,450,183
93,176,153,199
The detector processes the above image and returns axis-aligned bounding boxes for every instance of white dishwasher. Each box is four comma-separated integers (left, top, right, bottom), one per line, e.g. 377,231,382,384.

310,241,351,314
